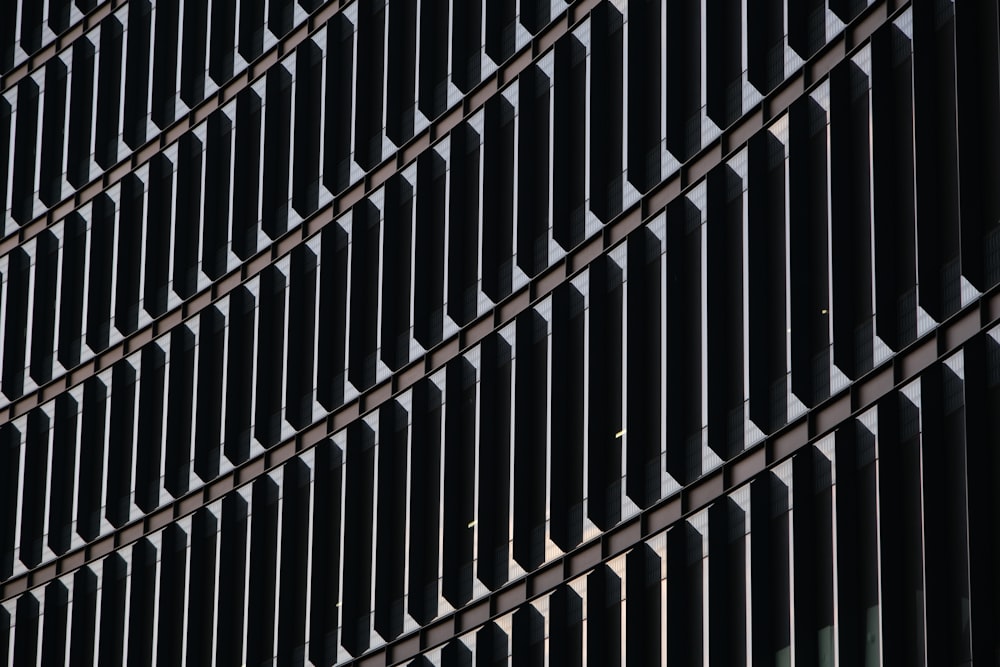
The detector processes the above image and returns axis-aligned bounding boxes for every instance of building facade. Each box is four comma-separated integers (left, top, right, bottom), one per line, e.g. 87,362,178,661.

2,0,1000,664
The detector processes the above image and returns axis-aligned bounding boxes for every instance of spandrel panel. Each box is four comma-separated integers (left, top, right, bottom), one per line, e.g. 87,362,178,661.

587,254,625,529
278,460,312,665
232,88,263,261
161,331,199,498
477,331,515,591
261,65,293,240
2,246,30,399
791,440,836,666
76,375,108,542
0,95,11,234
407,380,444,625
225,286,257,465
829,51,882,380
324,13,356,196
386,0,418,144
511,602,544,665
40,579,70,665
209,0,237,84
143,155,173,319
11,592,39,665
448,122,484,327
254,264,289,446
347,201,385,392
93,14,124,170
19,409,54,571
665,187,721,484
626,543,663,665
705,160,751,460
201,109,234,280
880,380,927,665
835,412,882,665
589,3,625,222
122,0,152,150
48,392,80,556
286,243,319,430
747,0,785,95
481,94,517,303
126,539,157,666
341,418,378,657
418,0,449,121
380,173,415,371
548,584,584,665
748,125,794,434
516,65,553,279
57,214,88,370
789,0,830,59
788,89,837,408
921,356,973,664
552,31,590,250
151,0,180,128
98,553,128,666
309,439,344,667
452,0,483,93
66,37,96,190
354,0,387,171
239,0,266,61
180,0,210,108
0,423,18,580
0,2,14,73
156,523,188,667
292,39,324,218
194,307,225,481
113,174,145,336
665,1,708,163
750,465,793,665
216,490,250,665
549,282,586,549
627,0,665,191
913,0,963,320
134,342,167,514
706,0,746,128
587,562,622,667
185,507,219,664
38,58,68,208
625,223,674,508
104,358,138,529
870,17,920,350
317,221,350,411
442,352,491,610
173,132,203,299
955,0,1000,292
374,400,409,642
229,471,286,667
68,566,99,664
10,76,39,226
668,516,709,667
512,307,550,572
485,0,517,65
414,149,448,349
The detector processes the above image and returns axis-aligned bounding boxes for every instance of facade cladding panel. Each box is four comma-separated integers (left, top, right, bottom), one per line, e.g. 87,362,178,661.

1,0,1000,665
